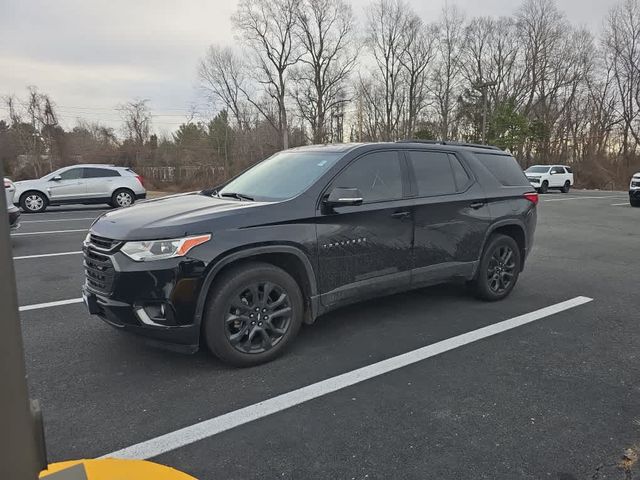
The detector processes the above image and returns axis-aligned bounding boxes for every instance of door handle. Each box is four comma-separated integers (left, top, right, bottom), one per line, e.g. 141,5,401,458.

469,202,485,209
391,210,411,219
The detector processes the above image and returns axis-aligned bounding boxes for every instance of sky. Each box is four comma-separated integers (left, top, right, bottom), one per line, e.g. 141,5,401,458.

0,0,620,136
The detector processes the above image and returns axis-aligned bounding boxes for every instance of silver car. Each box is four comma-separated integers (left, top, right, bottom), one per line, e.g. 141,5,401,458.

13,164,147,213
5,178,20,230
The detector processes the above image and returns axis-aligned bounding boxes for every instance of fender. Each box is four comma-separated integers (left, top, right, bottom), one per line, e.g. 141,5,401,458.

472,218,528,278
193,245,319,327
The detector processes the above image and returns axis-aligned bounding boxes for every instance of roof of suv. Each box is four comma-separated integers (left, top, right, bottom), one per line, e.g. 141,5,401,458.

287,141,507,155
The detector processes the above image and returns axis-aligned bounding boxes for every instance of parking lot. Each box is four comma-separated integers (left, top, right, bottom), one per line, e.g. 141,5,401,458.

12,191,640,479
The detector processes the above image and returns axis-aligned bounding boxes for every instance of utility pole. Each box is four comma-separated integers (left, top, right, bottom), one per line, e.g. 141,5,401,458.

473,80,497,144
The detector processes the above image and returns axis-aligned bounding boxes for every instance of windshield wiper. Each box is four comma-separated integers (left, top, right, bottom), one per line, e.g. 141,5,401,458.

219,192,255,201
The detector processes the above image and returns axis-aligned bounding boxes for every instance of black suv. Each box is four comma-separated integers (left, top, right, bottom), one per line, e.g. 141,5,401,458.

82,142,537,366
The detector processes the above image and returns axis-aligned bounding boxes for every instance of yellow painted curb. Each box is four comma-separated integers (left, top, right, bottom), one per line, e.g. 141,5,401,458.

40,459,197,479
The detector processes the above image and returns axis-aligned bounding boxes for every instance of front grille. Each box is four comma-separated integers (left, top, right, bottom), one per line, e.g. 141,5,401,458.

89,234,122,252
528,178,540,183
632,181,640,188
84,234,120,295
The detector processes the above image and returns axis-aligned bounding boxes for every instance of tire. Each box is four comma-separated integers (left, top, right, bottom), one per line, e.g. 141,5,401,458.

472,234,522,301
111,188,135,208
561,181,571,193
631,198,640,207
19,191,48,213
539,181,549,194
203,262,304,367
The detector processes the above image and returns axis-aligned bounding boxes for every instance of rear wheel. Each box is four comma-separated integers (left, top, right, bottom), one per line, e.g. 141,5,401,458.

20,191,47,213
561,181,571,193
538,180,548,194
203,262,304,367
472,234,521,301
111,188,135,208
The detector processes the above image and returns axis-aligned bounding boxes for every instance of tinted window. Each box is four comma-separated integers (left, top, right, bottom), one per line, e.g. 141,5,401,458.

333,151,403,203
475,153,529,186
551,167,565,174
57,168,83,180
525,166,550,174
565,167,573,173
220,151,342,201
450,155,471,190
83,168,120,178
408,151,456,196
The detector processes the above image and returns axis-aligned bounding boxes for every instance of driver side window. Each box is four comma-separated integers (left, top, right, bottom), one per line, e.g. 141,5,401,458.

332,151,403,203
56,168,83,180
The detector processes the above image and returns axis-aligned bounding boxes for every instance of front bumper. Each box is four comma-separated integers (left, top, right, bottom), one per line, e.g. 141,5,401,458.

82,244,207,353
630,189,640,200
8,206,20,231
527,178,541,189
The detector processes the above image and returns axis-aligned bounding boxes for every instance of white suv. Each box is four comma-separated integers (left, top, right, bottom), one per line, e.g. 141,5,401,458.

524,165,574,194
13,164,146,213
630,172,640,207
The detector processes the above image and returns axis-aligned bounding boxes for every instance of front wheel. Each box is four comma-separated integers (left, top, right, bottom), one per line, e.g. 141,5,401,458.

539,181,549,194
20,191,47,213
561,181,571,193
631,197,640,207
472,234,521,301
111,188,135,208
203,262,304,367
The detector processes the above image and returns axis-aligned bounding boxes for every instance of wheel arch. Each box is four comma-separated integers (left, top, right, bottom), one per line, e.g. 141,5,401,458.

475,220,527,276
194,245,319,333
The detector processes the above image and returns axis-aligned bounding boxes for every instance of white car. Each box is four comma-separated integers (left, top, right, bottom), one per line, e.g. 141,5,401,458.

524,165,574,194
630,172,640,207
5,178,20,230
13,164,146,213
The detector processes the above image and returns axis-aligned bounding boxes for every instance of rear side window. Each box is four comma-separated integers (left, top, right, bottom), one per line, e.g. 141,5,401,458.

474,153,529,186
83,168,121,178
565,167,573,173
333,151,403,203
551,166,565,174
408,151,457,196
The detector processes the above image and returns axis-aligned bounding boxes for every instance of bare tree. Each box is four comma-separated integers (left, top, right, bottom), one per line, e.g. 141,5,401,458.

233,0,302,149
117,99,151,146
603,0,640,163
293,0,356,143
432,5,465,140
365,0,410,141
199,45,249,129
399,14,437,138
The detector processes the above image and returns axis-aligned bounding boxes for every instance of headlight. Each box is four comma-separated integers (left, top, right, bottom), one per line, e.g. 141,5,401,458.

121,234,211,261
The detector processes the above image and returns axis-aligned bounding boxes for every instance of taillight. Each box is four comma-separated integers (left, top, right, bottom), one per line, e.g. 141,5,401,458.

4,179,13,189
524,192,539,205
136,175,144,187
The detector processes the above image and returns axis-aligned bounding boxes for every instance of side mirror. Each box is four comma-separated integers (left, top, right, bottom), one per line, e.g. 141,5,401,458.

549,171,555,175
51,175,62,181
324,187,363,208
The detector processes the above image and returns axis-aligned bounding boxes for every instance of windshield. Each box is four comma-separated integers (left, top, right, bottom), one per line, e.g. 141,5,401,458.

218,151,342,201
525,166,550,174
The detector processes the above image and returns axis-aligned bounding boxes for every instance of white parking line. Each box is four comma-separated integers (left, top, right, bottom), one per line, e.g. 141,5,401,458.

544,195,626,202
19,298,83,312
102,296,593,460
21,218,96,223
611,202,629,206
13,251,82,260
12,229,87,236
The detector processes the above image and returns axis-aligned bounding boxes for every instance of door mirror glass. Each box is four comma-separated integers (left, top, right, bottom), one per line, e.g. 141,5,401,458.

324,187,363,207
51,175,62,181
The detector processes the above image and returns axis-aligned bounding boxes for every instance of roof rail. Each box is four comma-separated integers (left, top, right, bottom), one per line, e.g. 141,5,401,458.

396,139,502,151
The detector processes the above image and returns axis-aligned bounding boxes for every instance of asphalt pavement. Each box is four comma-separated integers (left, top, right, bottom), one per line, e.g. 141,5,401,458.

12,191,640,479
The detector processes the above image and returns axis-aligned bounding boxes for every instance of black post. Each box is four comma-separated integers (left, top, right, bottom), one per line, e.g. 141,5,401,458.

0,160,46,479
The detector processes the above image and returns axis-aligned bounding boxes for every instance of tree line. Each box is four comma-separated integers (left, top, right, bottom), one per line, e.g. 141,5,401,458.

3,0,640,189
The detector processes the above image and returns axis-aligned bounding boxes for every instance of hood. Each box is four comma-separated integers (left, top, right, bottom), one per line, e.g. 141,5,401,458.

91,192,271,240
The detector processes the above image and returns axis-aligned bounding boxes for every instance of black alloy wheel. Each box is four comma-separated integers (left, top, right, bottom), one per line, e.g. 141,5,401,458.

204,262,303,367
472,233,521,301
486,245,517,295
224,281,292,354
